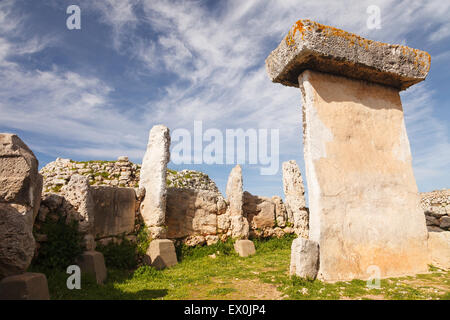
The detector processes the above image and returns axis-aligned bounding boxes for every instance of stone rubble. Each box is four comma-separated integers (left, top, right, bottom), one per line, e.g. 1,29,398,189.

420,189,450,232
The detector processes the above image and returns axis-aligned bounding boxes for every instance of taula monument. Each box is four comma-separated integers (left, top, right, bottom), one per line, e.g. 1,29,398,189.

266,20,431,281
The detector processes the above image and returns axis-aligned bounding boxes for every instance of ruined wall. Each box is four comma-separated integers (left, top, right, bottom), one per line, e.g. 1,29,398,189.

41,157,218,193
39,158,447,249
421,189,450,232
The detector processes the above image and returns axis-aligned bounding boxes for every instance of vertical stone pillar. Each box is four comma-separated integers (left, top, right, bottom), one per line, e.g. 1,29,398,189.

266,20,431,281
226,165,249,239
139,125,171,239
282,160,309,238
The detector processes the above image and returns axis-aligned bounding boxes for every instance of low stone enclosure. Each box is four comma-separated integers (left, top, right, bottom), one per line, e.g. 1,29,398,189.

1,19,450,299
38,158,307,248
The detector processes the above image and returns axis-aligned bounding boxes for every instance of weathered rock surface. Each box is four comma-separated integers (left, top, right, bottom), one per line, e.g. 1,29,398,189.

76,251,107,284
282,160,309,238
266,19,430,90
244,192,276,229
40,157,219,194
428,231,450,269
234,240,256,257
166,188,226,239
0,272,50,300
421,189,450,232
226,165,249,239
298,70,429,281
290,238,319,280
61,175,95,234
139,125,171,238
145,239,177,270
91,186,136,238
0,134,43,278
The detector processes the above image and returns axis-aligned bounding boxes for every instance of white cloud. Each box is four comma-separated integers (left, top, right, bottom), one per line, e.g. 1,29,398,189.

0,0,449,195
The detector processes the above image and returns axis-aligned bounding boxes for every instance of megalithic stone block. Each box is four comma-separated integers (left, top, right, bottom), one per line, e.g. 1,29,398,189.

139,125,171,239
76,251,107,284
266,20,430,281
145,239,177,270
290,238,319,280
234,240,256,257
0,273,50,300
266,19,430,90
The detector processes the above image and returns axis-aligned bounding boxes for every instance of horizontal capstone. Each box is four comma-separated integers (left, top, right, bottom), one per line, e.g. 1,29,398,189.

265,20,430,90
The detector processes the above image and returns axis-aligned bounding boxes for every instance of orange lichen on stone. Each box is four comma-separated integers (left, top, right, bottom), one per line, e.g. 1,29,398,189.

284,19,431,72
285,20,306,47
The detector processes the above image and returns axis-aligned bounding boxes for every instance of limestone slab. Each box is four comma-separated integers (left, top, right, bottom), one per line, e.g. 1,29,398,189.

290,238,319,280
282,160,309,238
0,134,43,278
299,70,429,281
76,251,107,284
428,231,450,269
226,165,249,239
0,273,50,300
146,239,177,270
234,240,256,257
91,186,136,238
266,19,430,90
139,125,171,238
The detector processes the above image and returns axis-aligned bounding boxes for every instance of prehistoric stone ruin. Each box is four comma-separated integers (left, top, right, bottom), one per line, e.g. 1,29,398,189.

1,23,448,297
282,160,309,238
290,238,319,280
0,134,49,299
266,19,432,281
234,240,256,257
421,189,450,232
139,125,171,240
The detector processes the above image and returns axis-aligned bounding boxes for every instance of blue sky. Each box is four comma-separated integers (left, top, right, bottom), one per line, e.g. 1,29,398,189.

0,0,449,199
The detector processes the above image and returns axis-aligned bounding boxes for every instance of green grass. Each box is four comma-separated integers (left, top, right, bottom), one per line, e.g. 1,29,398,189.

31,235,450,300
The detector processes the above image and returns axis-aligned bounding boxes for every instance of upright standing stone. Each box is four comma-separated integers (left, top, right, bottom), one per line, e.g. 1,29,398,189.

282,160,309,238
225,165,249,239
290,238,319,280
0,134,43,278
266,20,430,281
139,125,171,239
61,175,94,234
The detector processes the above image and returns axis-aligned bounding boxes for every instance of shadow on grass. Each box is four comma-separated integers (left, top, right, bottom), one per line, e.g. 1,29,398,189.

28,266,169,300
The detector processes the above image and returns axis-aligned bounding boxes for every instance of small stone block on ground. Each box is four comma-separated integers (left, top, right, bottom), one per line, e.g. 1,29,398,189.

290,238,319,280
146,239,177,270
0,273,50,300
234,240,256,257
76,250,107,284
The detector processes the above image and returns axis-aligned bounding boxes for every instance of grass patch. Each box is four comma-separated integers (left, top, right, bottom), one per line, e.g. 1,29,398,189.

207,287,237,296
36,234,449,300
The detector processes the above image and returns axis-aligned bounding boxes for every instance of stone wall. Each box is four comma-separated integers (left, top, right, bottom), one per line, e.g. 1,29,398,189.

39,157,449,249
40,157,219,193
420,189,450,232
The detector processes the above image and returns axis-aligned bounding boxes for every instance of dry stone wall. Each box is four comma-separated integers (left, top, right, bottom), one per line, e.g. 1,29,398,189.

40,158,219,194
39,157,447,250
420,189,450,232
